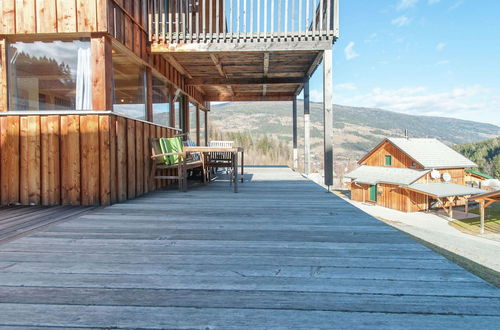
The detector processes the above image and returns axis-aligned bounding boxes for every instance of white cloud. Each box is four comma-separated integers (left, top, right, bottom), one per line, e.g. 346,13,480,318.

435,60,450,65
310,89,323,102
449,1,464,10
391,15,412,27
334,85,500,125
344,42,359,60
335,83,357,91
436,42,446,51
397,0,418,10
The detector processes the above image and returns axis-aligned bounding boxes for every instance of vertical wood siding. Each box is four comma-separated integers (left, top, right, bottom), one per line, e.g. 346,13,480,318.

0,0,106,34
361,141,424,169
0,114,177,206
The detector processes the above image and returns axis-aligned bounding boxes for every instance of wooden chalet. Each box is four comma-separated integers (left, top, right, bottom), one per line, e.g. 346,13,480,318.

0,0,339,206
346,138,486,215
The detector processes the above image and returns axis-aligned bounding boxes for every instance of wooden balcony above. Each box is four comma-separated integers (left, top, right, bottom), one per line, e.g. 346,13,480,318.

149,0,339,52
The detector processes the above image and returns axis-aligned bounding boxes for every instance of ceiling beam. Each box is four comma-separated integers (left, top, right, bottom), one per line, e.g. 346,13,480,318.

295,51,324,95
187,77,304,86
205,94,295,102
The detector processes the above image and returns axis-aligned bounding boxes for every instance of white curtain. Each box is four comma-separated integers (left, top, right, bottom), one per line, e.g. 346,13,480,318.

75,47,92,110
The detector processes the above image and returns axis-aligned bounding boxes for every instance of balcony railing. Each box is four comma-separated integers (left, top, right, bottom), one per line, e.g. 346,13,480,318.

148,0,339,44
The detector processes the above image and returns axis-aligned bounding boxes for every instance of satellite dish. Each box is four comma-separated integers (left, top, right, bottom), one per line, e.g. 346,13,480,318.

442,172,451,182
430,170,440,179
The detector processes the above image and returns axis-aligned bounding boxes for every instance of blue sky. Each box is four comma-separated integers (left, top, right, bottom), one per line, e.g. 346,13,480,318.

305,0,500,126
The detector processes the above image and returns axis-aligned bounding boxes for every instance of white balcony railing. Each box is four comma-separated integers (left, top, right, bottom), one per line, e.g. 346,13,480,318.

149,0,339,44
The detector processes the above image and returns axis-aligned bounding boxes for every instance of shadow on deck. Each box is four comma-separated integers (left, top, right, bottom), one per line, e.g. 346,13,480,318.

0,166,499,329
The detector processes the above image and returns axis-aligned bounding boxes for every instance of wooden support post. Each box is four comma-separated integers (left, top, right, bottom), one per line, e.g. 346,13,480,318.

292,96,298,170
465,199,469,216
480,200,485,234
323,48,334,187
146,68,153,122
204,107,209,146
169,86,175,127
91,34,113,111
196,105,200,145
0,37,7,111
304,79,310,175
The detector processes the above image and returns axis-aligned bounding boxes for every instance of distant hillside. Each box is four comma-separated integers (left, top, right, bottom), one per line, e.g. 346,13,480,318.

454,137,500,178
209,102,500,171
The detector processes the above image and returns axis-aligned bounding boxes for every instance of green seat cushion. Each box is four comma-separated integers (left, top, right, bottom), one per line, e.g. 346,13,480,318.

159,137,184,165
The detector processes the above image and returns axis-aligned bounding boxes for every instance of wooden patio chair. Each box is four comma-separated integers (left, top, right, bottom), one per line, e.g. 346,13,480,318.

207,140,235,173
149,137,206,192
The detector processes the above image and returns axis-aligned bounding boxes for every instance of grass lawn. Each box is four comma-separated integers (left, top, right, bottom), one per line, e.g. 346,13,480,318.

449,203,500,235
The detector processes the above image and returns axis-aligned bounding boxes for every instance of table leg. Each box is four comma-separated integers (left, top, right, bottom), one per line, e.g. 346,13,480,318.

234,152,238,193
241,150,244,183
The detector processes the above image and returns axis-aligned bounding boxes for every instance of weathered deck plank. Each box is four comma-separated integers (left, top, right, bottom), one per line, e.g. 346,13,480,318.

0,166,499,329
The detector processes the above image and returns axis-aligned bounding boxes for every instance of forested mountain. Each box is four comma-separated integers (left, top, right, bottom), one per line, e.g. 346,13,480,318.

209,102,500,172
454,137,500,178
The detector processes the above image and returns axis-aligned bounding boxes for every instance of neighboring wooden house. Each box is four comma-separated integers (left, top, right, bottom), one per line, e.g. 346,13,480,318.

465,169,494,188
0,0,339,206
346,138,485,214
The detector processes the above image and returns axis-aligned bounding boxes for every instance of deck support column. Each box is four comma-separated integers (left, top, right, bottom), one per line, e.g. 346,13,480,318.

90,34,113,111
196,105,200,145
292,96,298,170
205,103,209,146
480,200,485,234
323,48,334,187
304,80,310,175
0,37,7,111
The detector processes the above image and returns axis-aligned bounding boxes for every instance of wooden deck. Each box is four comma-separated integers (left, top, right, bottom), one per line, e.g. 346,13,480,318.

0,166,499,329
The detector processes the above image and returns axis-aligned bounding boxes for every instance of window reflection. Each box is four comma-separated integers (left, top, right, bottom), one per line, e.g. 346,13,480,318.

8,39,91,111
152,76,170,126
112,49,146,120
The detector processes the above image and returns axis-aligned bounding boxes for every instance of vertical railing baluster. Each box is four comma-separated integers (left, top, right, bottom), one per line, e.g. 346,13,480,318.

277,0,281,36
305,0,309,36
312,0,316,36
270,0,274,39
209,0,213,37
161,0,165,42
319,0,323,33
168,0,172,43
229,0,233,35
333,0,339,36
216,0,220,40
155,0,160,43
148,0,153,42
188,0,193,41
236,0,240,37
284,0,288,39
264,0,267,38
202,0,206,40
243,0,247,34
298,0,302,36
250,0,254,35
257,0,260,39
195,0,199,41
175,0,179,43
326,0,331,35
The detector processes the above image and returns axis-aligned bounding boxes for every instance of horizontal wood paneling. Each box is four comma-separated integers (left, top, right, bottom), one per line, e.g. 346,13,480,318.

0,114,177,206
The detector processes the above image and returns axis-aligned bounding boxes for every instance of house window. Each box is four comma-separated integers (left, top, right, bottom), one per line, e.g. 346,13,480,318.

385,155,392,166
8,39,91,111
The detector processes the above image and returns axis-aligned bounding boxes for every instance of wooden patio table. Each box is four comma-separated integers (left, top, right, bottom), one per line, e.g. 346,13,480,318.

184,146,244,192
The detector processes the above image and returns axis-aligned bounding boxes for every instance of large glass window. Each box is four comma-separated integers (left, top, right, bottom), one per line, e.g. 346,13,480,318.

189,102,197,142
173,92,185,131
152,76,170,126
199,110,206,146
112,49,146,120
8,39,91,111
